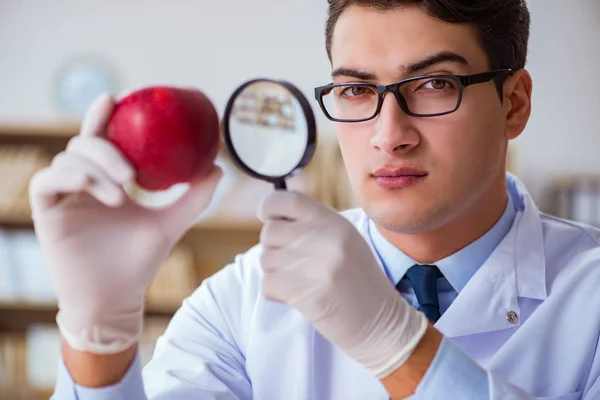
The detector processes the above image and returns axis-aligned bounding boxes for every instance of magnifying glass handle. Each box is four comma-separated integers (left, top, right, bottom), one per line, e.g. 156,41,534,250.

274,179,287,191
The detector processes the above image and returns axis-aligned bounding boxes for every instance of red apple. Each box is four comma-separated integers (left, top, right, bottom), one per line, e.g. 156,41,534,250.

106,86,220,191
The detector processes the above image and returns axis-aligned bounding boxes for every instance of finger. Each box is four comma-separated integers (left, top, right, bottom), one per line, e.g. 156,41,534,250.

261,270,287,303
260,243,314,273
66,136,135,184
79,93,116,138
50,152,126,207
29,168,90,212
159,165,223,236
257,190,319,223
260,246,289,274
260,247,311,298
260,219,303,249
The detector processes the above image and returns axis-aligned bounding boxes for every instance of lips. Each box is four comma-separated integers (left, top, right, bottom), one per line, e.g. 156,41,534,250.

372,167,428,178
372,167,428,189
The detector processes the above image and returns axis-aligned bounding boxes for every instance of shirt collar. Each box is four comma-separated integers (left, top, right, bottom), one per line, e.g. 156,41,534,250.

369,184,517,293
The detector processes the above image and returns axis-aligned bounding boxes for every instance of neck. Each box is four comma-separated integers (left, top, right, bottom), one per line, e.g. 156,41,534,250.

377,173,509,264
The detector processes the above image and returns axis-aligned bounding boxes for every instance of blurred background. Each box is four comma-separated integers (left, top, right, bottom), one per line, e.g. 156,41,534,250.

0,0,599,398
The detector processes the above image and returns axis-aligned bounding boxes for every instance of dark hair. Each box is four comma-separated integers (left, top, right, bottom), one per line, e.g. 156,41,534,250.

325,0,530,73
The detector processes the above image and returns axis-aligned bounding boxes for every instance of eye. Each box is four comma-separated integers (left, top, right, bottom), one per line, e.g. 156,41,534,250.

340,86,372,97
423,79,453,90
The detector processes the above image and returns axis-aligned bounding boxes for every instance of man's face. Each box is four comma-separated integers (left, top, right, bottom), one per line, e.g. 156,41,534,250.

330,5,511,234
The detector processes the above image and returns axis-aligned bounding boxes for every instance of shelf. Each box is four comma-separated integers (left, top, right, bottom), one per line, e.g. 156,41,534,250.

0,214,262,233
0,123,79,139
0,388,54,400
36,389,54,400
0,302,58,332
0,302,180,333
194,218,262,232
0,214,33,229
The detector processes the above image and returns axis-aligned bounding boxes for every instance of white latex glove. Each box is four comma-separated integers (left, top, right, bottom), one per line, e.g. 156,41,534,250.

258,190,429,379
29,94,222,354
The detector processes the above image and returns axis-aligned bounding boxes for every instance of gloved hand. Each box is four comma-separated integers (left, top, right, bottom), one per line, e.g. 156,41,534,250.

258,190,429,379
29,94,222,354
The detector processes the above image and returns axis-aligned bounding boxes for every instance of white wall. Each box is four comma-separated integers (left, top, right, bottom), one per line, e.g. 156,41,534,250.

0,0,598,208
0,0,333,125
517,0,600,209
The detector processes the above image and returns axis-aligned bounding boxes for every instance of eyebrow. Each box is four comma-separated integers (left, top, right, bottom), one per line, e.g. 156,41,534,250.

331,51,469,80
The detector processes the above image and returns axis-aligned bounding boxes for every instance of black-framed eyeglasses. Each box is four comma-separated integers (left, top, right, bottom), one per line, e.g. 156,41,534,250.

314,69,513,123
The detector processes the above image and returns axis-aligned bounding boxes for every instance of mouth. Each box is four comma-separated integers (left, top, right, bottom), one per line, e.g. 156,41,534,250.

371,167,428,189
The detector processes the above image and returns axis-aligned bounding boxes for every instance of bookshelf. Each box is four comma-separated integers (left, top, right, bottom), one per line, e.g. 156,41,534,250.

0,122,350,397
0,123,266,397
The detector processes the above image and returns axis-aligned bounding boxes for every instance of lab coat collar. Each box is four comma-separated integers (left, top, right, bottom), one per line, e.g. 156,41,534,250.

435,174,548,337
358,173,548,338
509,174,548,301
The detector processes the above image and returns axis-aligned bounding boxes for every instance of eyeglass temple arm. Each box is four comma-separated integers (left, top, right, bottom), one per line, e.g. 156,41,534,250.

463,69,514,87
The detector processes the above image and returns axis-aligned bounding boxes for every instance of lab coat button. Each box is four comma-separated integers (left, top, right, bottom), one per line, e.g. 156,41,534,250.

506,311,519,324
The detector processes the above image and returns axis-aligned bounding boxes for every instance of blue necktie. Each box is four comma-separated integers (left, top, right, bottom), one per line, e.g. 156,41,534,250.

398,264,442,323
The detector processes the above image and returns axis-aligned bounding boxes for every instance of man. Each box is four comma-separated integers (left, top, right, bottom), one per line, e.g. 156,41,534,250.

37,0,599,399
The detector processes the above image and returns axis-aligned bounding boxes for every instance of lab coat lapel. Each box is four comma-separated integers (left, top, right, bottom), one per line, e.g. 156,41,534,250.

433,221,522,338
434,176,548,338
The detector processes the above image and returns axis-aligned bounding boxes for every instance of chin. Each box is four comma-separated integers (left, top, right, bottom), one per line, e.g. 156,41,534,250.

361,191,454,235
368,208,425,234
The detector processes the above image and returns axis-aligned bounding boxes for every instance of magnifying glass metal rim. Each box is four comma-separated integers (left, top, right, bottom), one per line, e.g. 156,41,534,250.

222,78,317,190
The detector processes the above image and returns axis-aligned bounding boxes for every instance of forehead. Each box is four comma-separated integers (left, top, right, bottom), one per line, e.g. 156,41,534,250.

330,5,488,77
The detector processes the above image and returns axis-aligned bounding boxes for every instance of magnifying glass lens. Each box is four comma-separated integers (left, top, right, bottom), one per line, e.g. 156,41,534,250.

223,79,316,190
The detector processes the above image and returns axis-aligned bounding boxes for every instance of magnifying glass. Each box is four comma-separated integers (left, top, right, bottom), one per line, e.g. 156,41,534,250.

222,78,317,190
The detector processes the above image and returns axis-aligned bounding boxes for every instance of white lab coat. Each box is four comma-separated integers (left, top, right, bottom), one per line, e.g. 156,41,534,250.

77,175,600,400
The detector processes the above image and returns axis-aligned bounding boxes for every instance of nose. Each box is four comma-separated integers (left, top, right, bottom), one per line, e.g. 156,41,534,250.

370,92,420,155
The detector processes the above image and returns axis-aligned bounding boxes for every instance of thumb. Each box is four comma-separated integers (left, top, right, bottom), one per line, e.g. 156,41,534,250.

80,93,116,138
158,165,223,235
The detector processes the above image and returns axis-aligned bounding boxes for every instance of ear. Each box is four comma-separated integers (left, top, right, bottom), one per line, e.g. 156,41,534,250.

503,69,533,140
